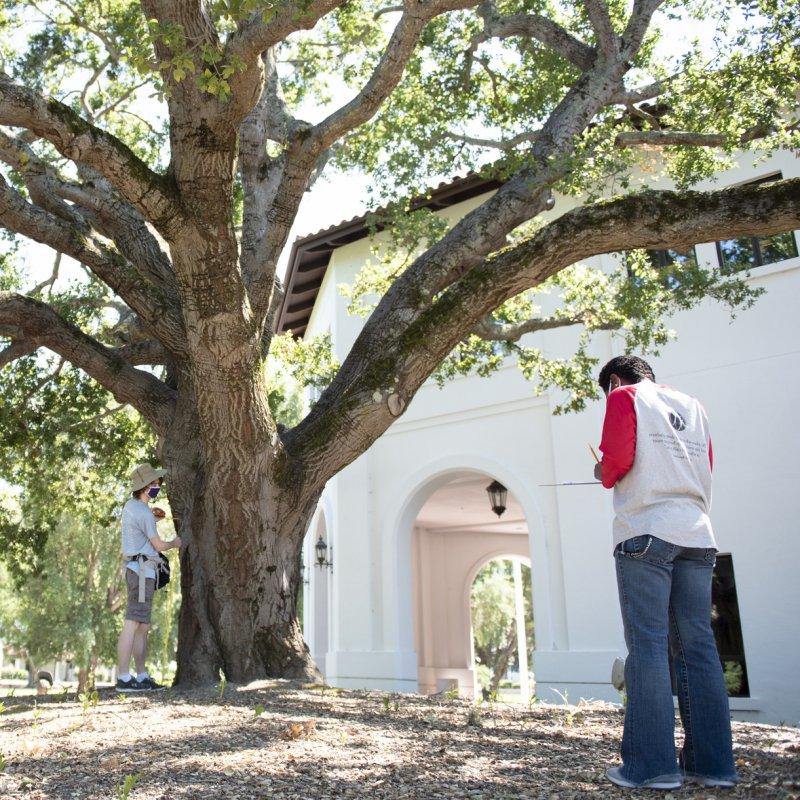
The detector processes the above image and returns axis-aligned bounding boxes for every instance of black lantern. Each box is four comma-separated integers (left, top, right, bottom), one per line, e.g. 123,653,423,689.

315,535,332,569
486,480,508,517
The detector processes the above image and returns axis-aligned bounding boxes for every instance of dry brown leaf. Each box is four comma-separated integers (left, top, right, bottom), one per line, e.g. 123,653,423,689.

280,720,317,740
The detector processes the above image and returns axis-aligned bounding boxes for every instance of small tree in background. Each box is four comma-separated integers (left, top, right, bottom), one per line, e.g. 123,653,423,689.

0,401,181,688
471,559,533,698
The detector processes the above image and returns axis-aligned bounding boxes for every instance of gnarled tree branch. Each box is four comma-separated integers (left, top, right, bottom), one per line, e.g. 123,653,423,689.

443,129,540,151
0,74,184,234
614,122,787,149
620,0,665,60
308,0,484,153
286,177,800,491
239,50,310,298
226,0,347,70
471,313,602,341
474,0,595,71
0,292,176,431
583,0,619,61
247,0,486,322
0,174,188,354
0,339,36,367
0,131,179,298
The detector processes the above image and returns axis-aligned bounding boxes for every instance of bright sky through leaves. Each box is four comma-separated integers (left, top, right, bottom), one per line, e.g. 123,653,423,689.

5,3,754,291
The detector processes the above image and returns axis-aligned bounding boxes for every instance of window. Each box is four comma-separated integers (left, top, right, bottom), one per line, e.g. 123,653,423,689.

647,248,698,289
710,554,750,698
647,248,698,271
716,174,799,274
624,248,698,289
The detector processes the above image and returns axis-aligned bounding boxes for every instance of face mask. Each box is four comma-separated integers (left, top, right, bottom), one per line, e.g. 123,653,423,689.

147,486,161,499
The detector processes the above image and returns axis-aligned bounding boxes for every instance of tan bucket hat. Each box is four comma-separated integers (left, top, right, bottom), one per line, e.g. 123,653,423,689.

129,463,167,493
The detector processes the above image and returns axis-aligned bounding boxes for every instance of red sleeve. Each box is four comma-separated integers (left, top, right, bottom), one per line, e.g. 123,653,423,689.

599,385,637,488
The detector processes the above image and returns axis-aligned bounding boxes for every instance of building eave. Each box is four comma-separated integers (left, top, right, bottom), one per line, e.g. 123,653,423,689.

276,171,504,338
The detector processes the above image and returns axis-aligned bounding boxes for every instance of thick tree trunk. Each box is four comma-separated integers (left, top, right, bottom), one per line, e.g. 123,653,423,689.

161,380,321,687
143,115,326,687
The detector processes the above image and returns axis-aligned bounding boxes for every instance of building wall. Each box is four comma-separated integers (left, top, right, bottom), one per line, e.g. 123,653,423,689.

301,150,800,724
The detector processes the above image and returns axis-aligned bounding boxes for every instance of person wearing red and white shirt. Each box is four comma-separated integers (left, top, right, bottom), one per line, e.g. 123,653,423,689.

595,356,736,791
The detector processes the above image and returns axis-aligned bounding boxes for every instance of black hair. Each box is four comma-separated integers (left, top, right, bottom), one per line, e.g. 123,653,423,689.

598,355,655,393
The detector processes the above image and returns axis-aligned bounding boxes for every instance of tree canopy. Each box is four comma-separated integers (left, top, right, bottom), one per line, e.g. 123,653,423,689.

1,0,798,462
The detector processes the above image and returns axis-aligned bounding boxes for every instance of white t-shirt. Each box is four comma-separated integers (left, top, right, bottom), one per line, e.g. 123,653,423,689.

120,498,159,579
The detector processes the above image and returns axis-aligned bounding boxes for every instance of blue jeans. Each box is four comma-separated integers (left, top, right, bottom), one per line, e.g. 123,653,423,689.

615,535,737,785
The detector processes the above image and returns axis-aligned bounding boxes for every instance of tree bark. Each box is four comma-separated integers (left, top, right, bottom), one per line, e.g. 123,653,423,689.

160,377,321,686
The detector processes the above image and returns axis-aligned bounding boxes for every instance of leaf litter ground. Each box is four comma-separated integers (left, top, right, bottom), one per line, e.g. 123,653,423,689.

0,682,798,799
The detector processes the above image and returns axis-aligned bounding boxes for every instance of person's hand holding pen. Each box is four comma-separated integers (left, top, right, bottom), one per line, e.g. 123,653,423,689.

590,445,602,482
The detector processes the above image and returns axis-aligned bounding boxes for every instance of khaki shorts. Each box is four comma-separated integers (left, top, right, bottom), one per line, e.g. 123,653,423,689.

125,569,156,624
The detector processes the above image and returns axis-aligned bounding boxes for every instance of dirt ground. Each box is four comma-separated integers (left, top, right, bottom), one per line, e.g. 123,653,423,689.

0,682,798,799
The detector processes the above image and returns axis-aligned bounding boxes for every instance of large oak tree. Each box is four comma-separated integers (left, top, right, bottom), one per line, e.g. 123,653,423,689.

0,0,798,685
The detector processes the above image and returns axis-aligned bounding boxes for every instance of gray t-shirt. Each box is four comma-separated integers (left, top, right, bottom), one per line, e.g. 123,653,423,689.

121,498,159,579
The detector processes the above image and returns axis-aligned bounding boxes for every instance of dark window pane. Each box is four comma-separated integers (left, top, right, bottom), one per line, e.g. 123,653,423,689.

759,231,798,265
668,248,697,268
711,554,750,697
647,248,698,269
718,238,757,274
646,248,697,288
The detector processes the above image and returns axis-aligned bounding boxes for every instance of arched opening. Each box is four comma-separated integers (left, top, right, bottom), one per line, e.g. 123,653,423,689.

303,508,331,677
410,471,533,698
470,556,534,702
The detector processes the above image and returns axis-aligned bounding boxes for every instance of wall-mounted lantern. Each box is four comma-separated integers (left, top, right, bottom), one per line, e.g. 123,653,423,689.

315,535,333,570
486,480,508,518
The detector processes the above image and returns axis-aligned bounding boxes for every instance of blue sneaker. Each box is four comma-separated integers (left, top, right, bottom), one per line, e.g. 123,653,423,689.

606,766,682,790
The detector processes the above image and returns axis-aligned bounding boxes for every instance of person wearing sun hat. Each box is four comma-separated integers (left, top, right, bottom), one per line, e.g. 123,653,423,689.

115,463,181,692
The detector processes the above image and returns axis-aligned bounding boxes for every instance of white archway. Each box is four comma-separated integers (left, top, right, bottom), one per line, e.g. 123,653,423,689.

379,453,569,686
303,495,334,676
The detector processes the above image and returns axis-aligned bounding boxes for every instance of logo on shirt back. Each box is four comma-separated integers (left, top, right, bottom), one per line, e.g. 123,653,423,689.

668,409,686,431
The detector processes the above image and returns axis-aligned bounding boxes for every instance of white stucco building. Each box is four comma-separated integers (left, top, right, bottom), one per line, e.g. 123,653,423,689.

283,151,800,726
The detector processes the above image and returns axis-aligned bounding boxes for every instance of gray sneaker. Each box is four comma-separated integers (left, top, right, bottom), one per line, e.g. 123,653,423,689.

606,766,682,790
683,771,737,788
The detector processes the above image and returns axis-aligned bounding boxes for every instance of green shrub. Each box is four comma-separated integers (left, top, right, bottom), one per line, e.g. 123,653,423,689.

723,661,744,696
